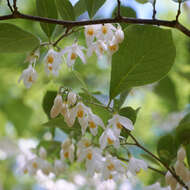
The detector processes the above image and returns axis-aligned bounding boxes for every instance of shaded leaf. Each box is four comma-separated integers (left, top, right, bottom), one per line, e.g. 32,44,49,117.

74,0,86,17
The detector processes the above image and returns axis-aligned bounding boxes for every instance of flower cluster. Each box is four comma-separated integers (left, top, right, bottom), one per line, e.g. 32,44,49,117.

165,147,190,190
18,24,124,88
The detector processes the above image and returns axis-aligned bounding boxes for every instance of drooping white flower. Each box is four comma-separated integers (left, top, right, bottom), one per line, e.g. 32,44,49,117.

18,64,38,88
99,128,120,149
62,43,86,67
39,147,47,160
127,157,148,175
96,24,116,41
67,91,77,106
50,94,63,119
115,24,124,44
77,146,103,176
165,171,177,190
107,37,119,56
60,139,75,163
84,25,100,46
44,48,62,76
87,40,107,58
25,49,40,64
102,154,126,180
177,146,186,161
54,159,67,176
87,109,105,136
108,114,134,136
77,137,91,157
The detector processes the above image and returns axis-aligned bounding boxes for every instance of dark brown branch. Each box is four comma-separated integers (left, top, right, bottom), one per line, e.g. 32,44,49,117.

118,156,166,176
176,1,182,21
117,0,121,18
127,132,188,190
0,12,190,37
7,0,13,12
152,0,157,19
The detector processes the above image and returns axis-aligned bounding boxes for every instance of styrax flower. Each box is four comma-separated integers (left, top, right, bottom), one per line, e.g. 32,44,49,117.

97,24,116,41
18,64,38,88
50,94,63,119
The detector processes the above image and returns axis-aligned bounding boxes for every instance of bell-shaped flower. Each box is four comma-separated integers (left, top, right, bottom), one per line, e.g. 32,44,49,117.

84,25,100,46
115,24,124,44
60,139,75,163
62,43,86,68
99,128,120,149
107,37,119,56
86,109,105,136
77,146,103,176
44,49,62,76
108,113,134,137
87,40,107,59
77,137,91,157
127,157,148,175
18,64,38,88
67,91,77,106
102,155,126,180
25,49,40,64
97,24,116,41
54,159,67,176
50,94,63,118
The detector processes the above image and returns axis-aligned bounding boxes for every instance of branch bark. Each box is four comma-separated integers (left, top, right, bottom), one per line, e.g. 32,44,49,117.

0,11,190,37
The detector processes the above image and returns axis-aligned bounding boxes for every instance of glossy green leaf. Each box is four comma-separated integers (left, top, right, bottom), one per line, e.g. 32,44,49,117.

185,145,190,168
154,76,178,111
36,0,58,38
74,0,86,17
56,0,75,20
110,25,176,99
85,0,106,18
42,91,57,119
157,134,177,165
0,23,40,53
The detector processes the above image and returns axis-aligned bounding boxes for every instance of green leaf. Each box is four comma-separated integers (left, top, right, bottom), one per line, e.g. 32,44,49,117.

56,0,75,20
175,122,190,145
74,0,86,18
154,76,178,111
85,0,106,18
42,91,57,119
179,113,190,125
110,25,176,99
185,144,190,168
157,134,177,165
0,23,40,53
36,0,58,38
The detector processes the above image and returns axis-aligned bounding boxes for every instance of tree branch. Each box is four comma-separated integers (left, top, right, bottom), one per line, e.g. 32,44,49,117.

176,1,182,21
152,0,157,19
0,12,190,37
7,0,13,13
127,132,188,190
117,0,121,18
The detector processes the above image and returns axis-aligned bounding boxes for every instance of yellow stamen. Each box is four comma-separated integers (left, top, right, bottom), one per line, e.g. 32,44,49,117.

48,65,53,71
84,141,90,147
107,163,115,171
87,28,94,36
109,44,117,52
109,174,113,179
102,26,108,34
47,55,54,64
32,162,38,169
117,122,122,129
107,137,114,145
64,152,69,158
28,76,33,82
87,152,92,160
89,121,96,129
71,52,77,60
77,109,84,118
99,45,104,54
23,168,28,174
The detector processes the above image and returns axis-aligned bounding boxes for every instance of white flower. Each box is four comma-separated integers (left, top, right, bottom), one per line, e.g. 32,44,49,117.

77,137,91,157
77,146,103,176
67,91,77,106
107,37,119,56
62,43,86,67
108,114,134,136
84,25,100,46
102,155,126,180
127,157,148,175
60,139,75,163
144,182,170,190
39,147,47,160
87,40,107,58
50,94,63,119
18,64,38,88
177,147,186,161
25,49,40,64
87,109,105,136
97,24,116,41
44,49,62,76
165,171,177,190
115,24,124,44
99,128,120,149
54,159,67,176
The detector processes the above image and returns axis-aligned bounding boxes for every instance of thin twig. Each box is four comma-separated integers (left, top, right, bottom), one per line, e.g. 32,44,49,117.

117,156,166,176
117,0,121,18
127,131,188,190
152,0,157,19
7,0,13,12
13,0,18,12
0,12,190,37
176,1,182,21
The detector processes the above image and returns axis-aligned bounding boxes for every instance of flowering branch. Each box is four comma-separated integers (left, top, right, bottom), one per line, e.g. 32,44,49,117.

126,131,188,189
0,11,190,37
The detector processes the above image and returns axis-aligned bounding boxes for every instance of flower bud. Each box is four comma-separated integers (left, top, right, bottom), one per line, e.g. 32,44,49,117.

39,147,47,160
175,160,186,176
54,94,63,107
50,105,60,118
54,160,66,175
165,171,177,189
67,92,77,106
177,147,186,161
115,27,124,44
